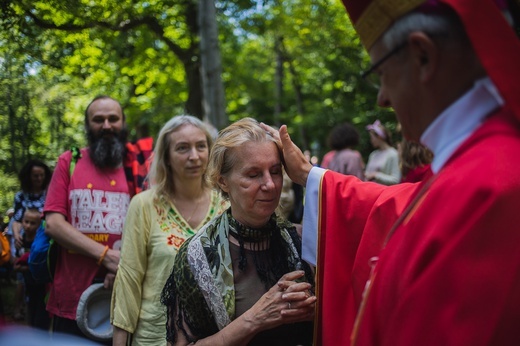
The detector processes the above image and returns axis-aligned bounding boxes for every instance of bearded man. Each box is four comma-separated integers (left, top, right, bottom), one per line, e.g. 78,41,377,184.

43,96,153,341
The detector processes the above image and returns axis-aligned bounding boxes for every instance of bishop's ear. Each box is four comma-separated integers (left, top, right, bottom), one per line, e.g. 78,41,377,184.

408,32,438,82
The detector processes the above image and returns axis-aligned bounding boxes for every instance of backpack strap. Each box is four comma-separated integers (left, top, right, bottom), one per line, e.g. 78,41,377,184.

69,146,82,176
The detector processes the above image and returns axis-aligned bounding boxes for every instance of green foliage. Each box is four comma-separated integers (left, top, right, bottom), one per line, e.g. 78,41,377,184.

220,0,396,158
0,0,400,205
0,173,18,219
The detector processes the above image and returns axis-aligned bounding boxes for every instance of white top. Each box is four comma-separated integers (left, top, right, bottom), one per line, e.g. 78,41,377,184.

365,147,401,185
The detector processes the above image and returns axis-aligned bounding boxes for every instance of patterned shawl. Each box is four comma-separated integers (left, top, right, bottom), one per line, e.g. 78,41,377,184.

161,208,314,343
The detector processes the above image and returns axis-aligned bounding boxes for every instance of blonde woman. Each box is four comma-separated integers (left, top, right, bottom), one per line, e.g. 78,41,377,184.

111,115,228,345
162,118,315,346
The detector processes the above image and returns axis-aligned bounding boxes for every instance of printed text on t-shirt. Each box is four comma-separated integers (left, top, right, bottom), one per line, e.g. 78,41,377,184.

69,189,130,234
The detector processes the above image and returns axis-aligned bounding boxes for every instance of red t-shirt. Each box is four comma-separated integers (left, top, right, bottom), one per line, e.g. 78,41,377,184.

44,148,130,320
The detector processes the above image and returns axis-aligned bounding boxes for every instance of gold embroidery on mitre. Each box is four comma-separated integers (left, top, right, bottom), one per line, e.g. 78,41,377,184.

355,0,426,50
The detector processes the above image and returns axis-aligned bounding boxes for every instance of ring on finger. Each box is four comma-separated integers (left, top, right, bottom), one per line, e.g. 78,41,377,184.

288,302,291,309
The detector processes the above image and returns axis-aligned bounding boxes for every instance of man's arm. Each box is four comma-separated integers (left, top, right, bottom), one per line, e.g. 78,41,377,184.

45,212,119,273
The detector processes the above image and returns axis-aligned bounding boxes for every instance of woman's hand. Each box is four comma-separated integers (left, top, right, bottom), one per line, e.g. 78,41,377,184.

279,274,315,321
365,172,377,181
172,270,316,346
241,270,316,334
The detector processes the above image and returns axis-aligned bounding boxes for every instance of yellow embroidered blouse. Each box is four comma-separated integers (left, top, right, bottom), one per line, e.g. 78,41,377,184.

111,189,227,345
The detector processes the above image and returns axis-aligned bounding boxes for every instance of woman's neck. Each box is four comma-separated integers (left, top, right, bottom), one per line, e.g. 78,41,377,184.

231,212,270,230
228,211,273,250
378,141,390,150
170,179,210,229
172,178,206,201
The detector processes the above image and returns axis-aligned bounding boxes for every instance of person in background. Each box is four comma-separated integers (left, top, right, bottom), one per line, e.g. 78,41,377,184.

320,150,335,169
3,208,15,270
13,208,50,330
43,95,153,341
265,0,520,344
303,150,318,166
398,138,433,183
279,170,295,221
326,123,365,180
4,208,26,321
111,115,228,345
10,159,51,322
364,120,401,184
162,118,315,346
12,160,51,250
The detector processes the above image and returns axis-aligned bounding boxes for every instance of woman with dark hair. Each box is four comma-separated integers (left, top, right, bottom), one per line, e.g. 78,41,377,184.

326,123,366,180
10,159,51,321
161,118,315,346
12,159,52,248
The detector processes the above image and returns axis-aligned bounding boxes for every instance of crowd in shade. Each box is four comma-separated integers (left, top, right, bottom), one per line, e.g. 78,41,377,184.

321,120,432,185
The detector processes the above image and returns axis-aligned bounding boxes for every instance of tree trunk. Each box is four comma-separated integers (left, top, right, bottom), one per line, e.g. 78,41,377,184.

198,0,227,130
273,36,284,127
184,58,204,119
281,40,309,150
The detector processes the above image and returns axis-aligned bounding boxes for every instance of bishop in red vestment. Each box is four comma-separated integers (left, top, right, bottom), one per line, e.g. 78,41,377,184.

265,0,520,345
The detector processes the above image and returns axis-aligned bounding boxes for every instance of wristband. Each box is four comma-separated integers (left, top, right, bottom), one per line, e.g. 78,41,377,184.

97,245,109,266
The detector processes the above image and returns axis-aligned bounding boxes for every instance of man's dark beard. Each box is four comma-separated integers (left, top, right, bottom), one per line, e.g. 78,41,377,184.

87,127,128,169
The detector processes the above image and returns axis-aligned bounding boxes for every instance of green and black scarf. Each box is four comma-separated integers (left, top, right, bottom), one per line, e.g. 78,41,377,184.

161,208,314,343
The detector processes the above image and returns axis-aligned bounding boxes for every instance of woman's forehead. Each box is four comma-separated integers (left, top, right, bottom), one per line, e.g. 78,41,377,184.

232,141,280,167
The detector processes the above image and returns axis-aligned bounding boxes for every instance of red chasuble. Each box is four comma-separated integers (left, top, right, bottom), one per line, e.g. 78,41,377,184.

348,109,520,345
316,109,520,345
315,171,420,345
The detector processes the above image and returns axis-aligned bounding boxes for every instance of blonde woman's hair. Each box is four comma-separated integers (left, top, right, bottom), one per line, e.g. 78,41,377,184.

206,117,281,199
148,115,214,199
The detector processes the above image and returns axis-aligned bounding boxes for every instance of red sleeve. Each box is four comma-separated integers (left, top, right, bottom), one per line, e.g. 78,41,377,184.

43,151,73,220
316,172,420,345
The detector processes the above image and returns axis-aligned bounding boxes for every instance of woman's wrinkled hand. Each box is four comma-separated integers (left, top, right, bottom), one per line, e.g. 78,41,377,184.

279,274,315,321
241,270,316,333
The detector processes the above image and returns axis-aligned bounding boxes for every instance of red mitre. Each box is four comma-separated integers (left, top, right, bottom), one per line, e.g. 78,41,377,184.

339,0,520,119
